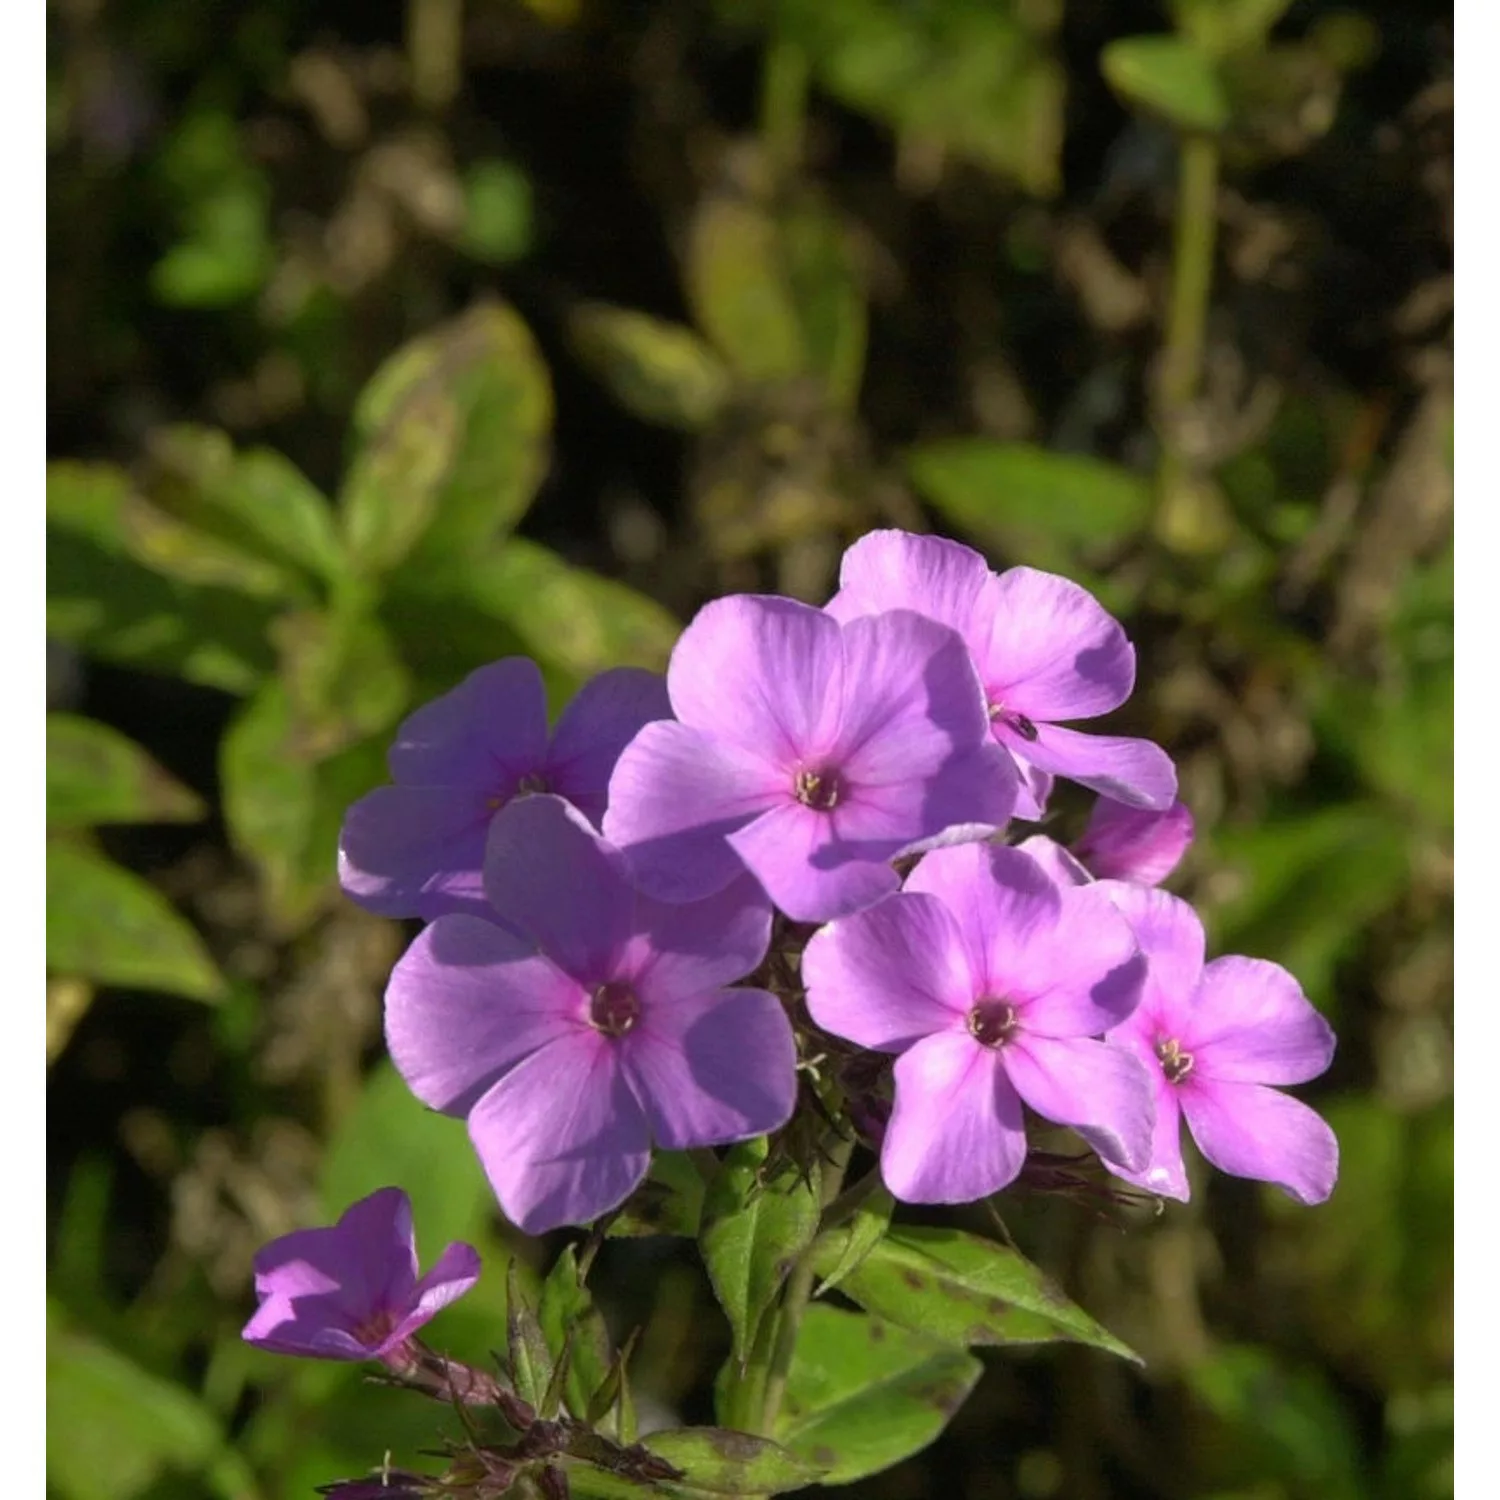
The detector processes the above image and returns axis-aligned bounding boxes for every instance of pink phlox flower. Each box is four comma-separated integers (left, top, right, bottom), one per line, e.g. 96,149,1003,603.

1097,882,1338,1204
339,659,671,920
385,794,796,1235
241,1187,480,1360
825,530,1177,821
603,594,1018,923
803,842,1154,1204
1074,797,1194,885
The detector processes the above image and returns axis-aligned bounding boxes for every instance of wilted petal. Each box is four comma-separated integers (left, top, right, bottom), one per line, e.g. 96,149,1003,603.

667,595,845,761
605,719,783,903
1180,1080,1338,1205
1075,797,1194,885
883,1032,1028,1202
983,567,1135,720
999,724,1177,811
484,795,635,984
386,915,582,1116
545,668,673,826
623,988,797,1149
1003,1034,1155,1172
338,785,492,920
803,891,973,1051
386,658,549,787
468,1035,651,1234
1187,957,1336,1085
826,530,1000,644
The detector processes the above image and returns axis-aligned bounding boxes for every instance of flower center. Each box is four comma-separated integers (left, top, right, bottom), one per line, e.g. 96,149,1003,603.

987,703,1039,742
1155,1036,1194,1084
486,771,549,811
352,1306,399,1348
967,998,1020,1049
589,981,640,1037
794,767,843,811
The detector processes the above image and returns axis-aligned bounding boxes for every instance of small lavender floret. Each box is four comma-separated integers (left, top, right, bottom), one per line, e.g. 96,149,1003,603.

339,659,670,920
385,794,796,1234
826,530,1177,820
1096,883,1339,1204
803,842,1154,1203
242,1187,480,1361
1074,797,1195,886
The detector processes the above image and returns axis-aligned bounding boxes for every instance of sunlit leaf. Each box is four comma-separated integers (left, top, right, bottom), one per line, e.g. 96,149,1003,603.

1102,35,1231,133
644,1427,824,1495
47,713,206,827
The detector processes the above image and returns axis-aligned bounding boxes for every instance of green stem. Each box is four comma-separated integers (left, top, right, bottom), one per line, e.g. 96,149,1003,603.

759,35,810,184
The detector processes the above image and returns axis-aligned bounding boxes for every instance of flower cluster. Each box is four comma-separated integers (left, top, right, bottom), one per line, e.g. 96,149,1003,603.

308,528,1337,1237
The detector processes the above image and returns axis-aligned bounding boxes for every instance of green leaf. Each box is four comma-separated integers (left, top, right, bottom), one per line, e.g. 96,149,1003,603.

1170,0,1294,58
1101,35,1231,133
814,1183,893,1297
775,1305,982,1484
321,1059,493,1249
606,1151,709,1239
644,1428,824,1495
46,840,224,1002
507,1259,554,1411
780,201,867,409
811,1223,1140,1362
700,1138,823,1364
905,440,1151,574
460,157,535,265
48,1309,258,1500
340,300,552,574
570,303,733,431
538,1246,614,1421
47,714,205,827
48,461,277,693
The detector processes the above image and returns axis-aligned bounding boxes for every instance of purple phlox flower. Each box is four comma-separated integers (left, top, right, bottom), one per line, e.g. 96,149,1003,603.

242,1187,480,1361
1014,834,1093,890
340,659,671,920
826,530,1177,821
385,794,796,1234
803,842,1154,1204
1097,882,1338,1204
602,594,1018,923
1074,797,1194,886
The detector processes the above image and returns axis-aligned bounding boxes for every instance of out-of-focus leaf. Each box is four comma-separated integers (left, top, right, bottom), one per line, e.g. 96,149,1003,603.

47,714,205,827
700,1138,822,1364
321,1059,493,1249
48,461,277,693
570,303,733,431
644,1428,824,1495
340,301,552,574
1102,35,1231,133
538,1246,614,1422
780,201,867,409
1170,0,1294,58
46,839,224,1002
775,1305,982,1484
606,1151,709,1239
812,1223,1140,1361
47,1306,259,1500
117,492,295,601
460,157,535,264
144,426,348,587
906,439,1152,571
151,182,272,308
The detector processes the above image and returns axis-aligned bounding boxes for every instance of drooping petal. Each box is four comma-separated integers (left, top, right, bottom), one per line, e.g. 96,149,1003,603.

1093,884,1206,1033
1098,1071,1190,1201
1179,1079,1338,1205
626,876,774,1003
1015,835,1092,890
467,1034,651,1234
1186,957,1336,1085
385,915,583,1117
386,658,549,787
545,667,674,826
394,1242,484,1347
983,567,1136,720
1000,723,1177,811
604,719,784,903
622,987,797,1149
338,785,493,920
1075,797,1194,886
803,891,974,1052
666,595,845,761
1002,1035,1155,1172
727,799,899,922
882,1032,1028,1203
484,795,636,985
825,530,1001,646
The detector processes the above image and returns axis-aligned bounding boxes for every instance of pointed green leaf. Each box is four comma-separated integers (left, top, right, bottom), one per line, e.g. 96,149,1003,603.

46,840,224,1003
644,1428,824,1495
539,1245,614,1421
570,303,733,431
1102,35,1231,133
814,1183,893,1297
811,1223,1140,1362
508,1260,555,1411
775,1305,982,1484
47,714,205,827
700,1139,822,1364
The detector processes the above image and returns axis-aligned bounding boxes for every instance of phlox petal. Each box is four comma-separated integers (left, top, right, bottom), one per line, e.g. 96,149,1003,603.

1180,1080,1338,1205
826,529,1000,645
1094,883,1206,1026
1076,797,1194,886
1186,957,1336,1085
545,667,673,825
627,877,774,1003
1099,1072,1191,1201
1001,724,1177,812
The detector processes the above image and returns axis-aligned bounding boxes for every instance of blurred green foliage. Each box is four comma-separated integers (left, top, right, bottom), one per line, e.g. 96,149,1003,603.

47,0,1450,1496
